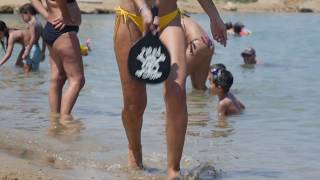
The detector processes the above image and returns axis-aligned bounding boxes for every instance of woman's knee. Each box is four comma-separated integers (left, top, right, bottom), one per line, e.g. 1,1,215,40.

164,81,186,103
70,74,85,90
51,72,67,87
123,96,147,120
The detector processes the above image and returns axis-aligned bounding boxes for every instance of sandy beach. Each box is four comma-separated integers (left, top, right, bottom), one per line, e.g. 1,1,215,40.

0,152,59,180
0,0,319,13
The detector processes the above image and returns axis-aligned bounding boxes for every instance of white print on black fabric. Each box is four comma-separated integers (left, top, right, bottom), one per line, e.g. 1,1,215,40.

135,46,166,80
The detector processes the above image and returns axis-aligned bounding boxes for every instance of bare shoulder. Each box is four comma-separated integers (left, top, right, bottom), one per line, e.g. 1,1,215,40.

218,98,231,113
9,31,20,40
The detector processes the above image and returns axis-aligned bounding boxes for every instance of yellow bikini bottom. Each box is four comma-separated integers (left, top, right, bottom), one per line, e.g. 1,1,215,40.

114,7,180,34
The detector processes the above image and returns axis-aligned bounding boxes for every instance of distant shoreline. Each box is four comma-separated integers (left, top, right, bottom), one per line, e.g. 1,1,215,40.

0,0,319,14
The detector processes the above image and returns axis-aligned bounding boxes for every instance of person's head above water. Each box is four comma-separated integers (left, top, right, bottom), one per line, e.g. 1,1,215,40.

210,68,233,93
208,63,226,82
225,22,233,30
241,47,257,65
19,3,37,23
210,63,226,71
0,20,9,52
233,22,244,34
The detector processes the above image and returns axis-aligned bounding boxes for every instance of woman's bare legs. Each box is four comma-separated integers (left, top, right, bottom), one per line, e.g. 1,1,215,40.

114,17,147,168
54,32,85,115
186,41,214,90
160,19,188,179
49,32,85,115
48,46,66,113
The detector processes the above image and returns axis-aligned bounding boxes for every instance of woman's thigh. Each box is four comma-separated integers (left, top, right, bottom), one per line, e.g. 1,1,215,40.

53,32,84,78
159,20,187,87
114,16,147,101
48,45,65,78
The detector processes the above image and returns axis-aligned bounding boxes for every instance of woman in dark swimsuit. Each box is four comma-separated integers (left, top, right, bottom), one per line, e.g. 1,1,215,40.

31,0,85,115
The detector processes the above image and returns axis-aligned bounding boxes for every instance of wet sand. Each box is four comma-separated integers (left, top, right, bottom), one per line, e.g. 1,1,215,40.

0,152,59,180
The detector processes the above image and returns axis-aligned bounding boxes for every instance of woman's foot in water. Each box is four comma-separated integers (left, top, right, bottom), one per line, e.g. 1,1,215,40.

168,169,183,180
128,147,143,169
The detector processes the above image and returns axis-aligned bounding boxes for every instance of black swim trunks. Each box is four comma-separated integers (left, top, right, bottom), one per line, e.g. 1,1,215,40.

43,22,79,46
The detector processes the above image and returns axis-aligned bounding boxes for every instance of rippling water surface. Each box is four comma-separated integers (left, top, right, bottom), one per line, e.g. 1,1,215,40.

0,12,319,179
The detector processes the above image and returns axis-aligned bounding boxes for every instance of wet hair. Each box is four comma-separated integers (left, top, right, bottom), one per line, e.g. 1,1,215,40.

0,20,9,52
233,22,244,34
225,22,233,30
19,3,37,15
212,69,233,93
210,63,226,71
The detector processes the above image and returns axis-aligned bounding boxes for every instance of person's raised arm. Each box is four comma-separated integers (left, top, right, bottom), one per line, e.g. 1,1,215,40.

30,0,48,20
0,35,15,66
197,0,227,47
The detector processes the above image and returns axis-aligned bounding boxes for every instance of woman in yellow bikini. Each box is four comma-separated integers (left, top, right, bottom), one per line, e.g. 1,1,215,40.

114,0,227,179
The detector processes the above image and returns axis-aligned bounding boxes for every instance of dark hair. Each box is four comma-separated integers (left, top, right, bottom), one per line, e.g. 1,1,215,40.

0,20,9,52
233,22,244,34
210,63,226,71
213,69,233,93
225,22,233,30
19,3,37,15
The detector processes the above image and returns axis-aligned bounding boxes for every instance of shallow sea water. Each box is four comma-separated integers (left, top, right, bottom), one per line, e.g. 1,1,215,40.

0,12,320,179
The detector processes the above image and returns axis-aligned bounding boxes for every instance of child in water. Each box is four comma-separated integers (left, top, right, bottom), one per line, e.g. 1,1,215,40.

19,3,45,71
0,20,39,72
0,4,45,72
208,64,245,116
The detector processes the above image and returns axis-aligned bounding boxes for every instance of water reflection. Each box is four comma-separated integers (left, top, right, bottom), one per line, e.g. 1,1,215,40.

186,90,235,139
187,90,211,127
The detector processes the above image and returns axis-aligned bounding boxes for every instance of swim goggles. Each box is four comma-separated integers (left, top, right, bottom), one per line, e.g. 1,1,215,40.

210,68,225,86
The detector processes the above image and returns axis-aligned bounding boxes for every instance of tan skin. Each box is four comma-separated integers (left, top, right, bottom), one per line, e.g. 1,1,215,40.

242,54,257,65
208,75,245,116
0,29,31,68
115,0,226,179
182,16,214,91
30,0,85,115
20,12,46,72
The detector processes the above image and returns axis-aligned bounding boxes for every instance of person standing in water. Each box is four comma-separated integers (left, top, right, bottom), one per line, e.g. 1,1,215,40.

114,0,227,179
19,3,46,72
30,0,85,115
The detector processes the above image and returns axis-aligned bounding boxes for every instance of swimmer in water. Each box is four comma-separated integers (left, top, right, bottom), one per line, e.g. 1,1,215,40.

208,67,245,116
